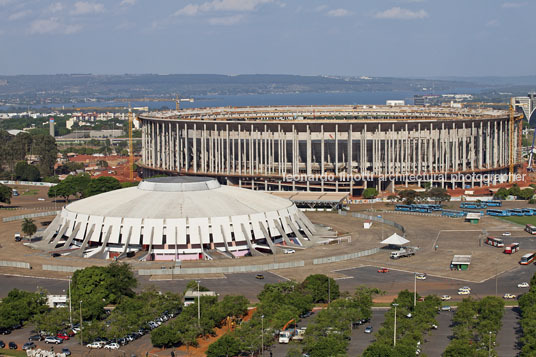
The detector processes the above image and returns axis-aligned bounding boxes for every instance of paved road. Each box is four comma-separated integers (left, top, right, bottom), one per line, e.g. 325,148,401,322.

347,309,386,356
422,310,453,356
336,263,536,302
496,307,522,357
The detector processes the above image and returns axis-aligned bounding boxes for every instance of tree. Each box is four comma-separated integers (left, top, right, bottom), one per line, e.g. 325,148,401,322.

14,161,41,181
519,188,535,201
301,274,340,303
48,180,76,202
0,183,12,204
494,188,509,200
96,160,108,168
397,190,418,205
84,176,122,197
207,334,241,357
31,133,58,177
304,335,348,357
508,184,521,198
427,187,451,204
21,218,37,238
363,343,395,357
363,188,379,199
0,289,47,329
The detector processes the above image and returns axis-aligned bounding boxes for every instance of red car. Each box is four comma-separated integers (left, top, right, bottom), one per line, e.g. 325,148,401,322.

377,268,389,273
56,333,70,340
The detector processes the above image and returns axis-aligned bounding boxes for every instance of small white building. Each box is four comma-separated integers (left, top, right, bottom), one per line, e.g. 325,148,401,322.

363,220,372,229
183,290,217,306
47,294,67,308
386,100,405,106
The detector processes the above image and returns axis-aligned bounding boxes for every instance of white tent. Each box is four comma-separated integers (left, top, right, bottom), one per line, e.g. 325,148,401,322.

380,233,409,246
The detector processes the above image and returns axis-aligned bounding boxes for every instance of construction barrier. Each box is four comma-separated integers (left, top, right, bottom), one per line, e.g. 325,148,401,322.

312,247,380,265
0,260,31,269
42,265,81,273
3,210,60,222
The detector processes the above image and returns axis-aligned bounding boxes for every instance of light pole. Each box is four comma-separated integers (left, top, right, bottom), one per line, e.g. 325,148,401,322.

392,303,399,347
196,280,201,329
68,277,72,329
488,331,492,357
414,272,417,307
261,315,264,357
79,301,83,347
328,277,331,306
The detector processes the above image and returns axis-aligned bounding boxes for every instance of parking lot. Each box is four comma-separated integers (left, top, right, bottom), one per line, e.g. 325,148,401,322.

421,310,453,356
347,308,386,356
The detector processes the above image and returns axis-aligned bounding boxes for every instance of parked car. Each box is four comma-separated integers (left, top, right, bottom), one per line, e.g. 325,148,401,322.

431,324,438,329
502,232,511,236
0,328,12,335
377,268,389,273
441,306,452,312
51,252,61,258
283,249,296,254
28,335,43,341
86,341,102,349
416,273,427,280
406,313,413,318
0,341,4,348
255,274,264,279
458,290,470,295
22,342,36,350
503,293,516,299
104,342,120,350
364,326,373,334
62,348,71,356
441,295,451,301
518,282,530,288
44,336,62,344
8,342,17,349
56,332,70,340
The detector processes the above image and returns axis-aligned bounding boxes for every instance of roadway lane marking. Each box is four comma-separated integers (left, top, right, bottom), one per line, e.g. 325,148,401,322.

267,271,290,281
0,273,69,281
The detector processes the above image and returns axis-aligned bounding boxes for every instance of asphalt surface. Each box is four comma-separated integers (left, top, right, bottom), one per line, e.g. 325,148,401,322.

493,235,536,250
347,309,386,356
496,307,522,357
422,310,453,356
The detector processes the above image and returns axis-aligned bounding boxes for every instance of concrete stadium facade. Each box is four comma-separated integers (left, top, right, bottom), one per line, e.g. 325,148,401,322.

38,177,321,261
138,105,523,195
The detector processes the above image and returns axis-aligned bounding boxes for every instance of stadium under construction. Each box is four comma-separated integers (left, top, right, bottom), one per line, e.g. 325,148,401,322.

137,105,523,195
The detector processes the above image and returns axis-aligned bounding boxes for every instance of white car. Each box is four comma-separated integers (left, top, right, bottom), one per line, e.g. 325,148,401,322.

283,249,296,254
459,286,471,291
502,232,511,236
458,290,470,295
416,273,427,280
518,282,530,288
503,293,516,299
86,342,102,349
104,343,120,350
44,337,62,344
441,295,451,301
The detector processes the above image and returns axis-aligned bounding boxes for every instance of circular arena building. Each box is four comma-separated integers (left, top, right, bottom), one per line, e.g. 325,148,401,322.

38,177,320,260
138,105,523,195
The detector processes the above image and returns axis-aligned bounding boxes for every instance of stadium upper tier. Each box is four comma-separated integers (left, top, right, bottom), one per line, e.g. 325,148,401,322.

137,105,523,195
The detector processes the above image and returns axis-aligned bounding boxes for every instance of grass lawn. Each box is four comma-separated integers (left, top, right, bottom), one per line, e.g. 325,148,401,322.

22,189,38,196
0,348,28,357
498,216,536,226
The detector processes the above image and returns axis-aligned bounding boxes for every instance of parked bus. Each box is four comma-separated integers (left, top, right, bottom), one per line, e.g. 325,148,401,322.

486,236,504,247
395,205,412,212
460,202,486,209
520,253,536,265
525,224,536,235
486,209,510,217
522,208,535,216
486,200,502,207
504,243,520,254
509,209,525,216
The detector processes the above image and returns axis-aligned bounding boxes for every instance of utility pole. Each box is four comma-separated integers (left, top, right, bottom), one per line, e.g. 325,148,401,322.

393,303,399,347
261,315,264,357
68,277,72,329
79,301,83,347
489,331,492,357
197,280,201,328
414,273,417,307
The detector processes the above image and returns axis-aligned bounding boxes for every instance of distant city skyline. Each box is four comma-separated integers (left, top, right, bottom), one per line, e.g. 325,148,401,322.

0,0,535,77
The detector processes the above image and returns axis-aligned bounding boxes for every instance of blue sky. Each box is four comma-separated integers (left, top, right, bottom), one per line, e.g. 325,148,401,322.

0,0,534,77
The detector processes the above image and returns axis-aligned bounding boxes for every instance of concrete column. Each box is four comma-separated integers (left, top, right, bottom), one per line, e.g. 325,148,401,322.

462,122,467,171
250,125,254,175
238,124,242,174
335,124,338,176
479,121,483,169
306,125,312,176
320,124,325,175
347,124,352,175
193,124,197,172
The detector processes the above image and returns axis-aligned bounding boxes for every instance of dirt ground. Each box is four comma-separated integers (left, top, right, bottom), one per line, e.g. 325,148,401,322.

0,184,532,286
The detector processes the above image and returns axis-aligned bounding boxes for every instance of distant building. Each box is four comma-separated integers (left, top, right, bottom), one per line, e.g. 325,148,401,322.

49,118,55,137
512,93,536,125
386,100,405,106
414,95,439,106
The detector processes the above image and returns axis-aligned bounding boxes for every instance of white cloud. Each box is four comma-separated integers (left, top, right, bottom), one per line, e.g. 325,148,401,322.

47,3,64,13
174,0,272,16
327,8,351,17
501,2,527,8
120,0,136,6
374,7,428,20
71,1,104,15
8,9,31,21
208,14,244,25
486,19,499,27
28,18,82,35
